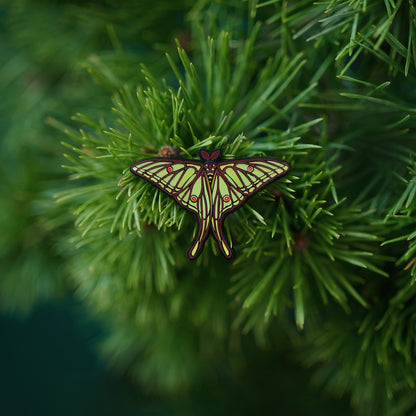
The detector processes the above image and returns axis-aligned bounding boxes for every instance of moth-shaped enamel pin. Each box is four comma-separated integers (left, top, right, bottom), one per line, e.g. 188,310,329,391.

130,149,290,259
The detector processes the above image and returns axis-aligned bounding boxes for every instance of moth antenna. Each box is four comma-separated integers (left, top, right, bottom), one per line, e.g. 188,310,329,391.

210,149,221,161
200,150,210,161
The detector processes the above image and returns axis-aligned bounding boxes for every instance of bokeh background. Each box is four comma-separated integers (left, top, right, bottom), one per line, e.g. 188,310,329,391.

3,1,416,415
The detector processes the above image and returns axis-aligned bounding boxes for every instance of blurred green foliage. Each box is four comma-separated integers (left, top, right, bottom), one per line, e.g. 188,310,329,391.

2,1,416,415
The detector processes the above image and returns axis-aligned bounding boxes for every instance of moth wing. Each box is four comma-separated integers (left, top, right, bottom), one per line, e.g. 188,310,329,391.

210,174,242,258
216,158,290,211
130,159,205,215
210,158,290,258
178,173,212,259
130,158,212,259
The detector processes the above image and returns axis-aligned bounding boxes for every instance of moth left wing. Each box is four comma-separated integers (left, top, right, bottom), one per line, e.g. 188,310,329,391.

215,158,290,216
209,158,290,258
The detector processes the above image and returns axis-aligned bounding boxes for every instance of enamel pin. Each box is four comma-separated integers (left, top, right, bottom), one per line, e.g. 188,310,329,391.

130,149,290,259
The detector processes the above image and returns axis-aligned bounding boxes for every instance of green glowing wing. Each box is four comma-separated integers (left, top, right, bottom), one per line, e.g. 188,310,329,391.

210,158,290,258
130,158,211,259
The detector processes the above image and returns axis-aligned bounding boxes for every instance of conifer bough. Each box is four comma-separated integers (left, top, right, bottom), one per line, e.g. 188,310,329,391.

40,1,416,413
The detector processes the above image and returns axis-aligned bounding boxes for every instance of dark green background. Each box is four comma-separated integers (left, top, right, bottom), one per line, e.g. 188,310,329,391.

0,301,351,415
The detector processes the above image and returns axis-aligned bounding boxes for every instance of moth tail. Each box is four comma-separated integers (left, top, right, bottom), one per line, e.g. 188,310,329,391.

211,218,233,259
187,218,210,260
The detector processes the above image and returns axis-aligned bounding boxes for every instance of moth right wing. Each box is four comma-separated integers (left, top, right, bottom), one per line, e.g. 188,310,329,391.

130,158,203,211
130,158,212,259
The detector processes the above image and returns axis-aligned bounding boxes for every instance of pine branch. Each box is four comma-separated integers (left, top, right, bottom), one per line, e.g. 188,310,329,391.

5,0,416,413
302,287,416,415
55,25,317,265
275,0,416,76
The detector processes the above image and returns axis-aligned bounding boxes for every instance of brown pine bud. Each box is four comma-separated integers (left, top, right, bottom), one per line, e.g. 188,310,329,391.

158,145,179,158
293,233,310,251
270,188,283,201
